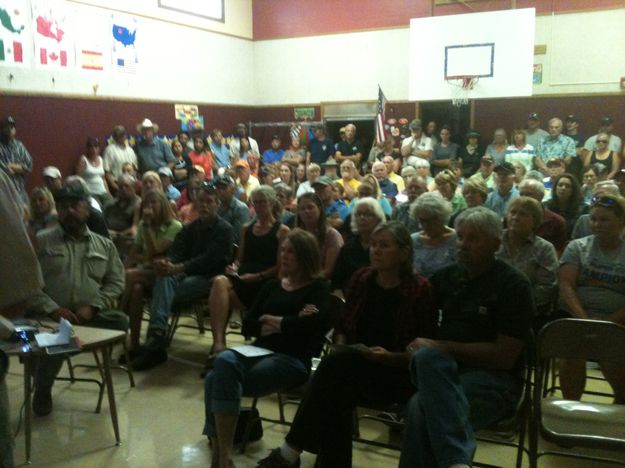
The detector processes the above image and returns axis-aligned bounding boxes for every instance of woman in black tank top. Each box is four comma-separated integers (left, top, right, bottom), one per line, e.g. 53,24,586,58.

207,186,289,358
586,132,619,179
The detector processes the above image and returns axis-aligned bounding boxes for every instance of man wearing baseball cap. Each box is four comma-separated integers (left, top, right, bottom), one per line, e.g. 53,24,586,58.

312,176,349,228
158,166,181,202
485,162,519,218
215,174,251,243
27,184,127,414
262,134,285,165
525,112,548,150
42,166,63,193
564,115,585,182
0,116,32,203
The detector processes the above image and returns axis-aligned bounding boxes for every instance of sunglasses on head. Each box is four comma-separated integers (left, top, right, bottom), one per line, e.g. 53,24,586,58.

198,180,217,192
591,196,624,214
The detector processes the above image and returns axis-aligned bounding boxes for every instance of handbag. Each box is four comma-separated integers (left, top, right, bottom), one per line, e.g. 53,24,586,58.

234,406,263,445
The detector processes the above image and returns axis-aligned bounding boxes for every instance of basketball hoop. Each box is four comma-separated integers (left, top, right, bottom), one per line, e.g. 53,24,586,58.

446,76,479,107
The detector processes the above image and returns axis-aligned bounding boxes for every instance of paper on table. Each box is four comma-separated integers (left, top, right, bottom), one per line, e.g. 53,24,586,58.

35,318,73,347
229,345,274,358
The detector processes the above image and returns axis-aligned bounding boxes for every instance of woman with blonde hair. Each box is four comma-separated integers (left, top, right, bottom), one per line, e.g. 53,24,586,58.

434,169,467,215
141,170,163,193
122,189,182,350
28,186,57,234
505,128,535,171
208,185,289,358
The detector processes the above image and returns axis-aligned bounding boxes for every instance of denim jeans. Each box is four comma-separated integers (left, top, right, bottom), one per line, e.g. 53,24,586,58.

149,274,213,335
399,347,522,468
202,350,308,437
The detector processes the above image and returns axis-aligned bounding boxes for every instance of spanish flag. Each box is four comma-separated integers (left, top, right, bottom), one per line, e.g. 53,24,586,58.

82,50,103,70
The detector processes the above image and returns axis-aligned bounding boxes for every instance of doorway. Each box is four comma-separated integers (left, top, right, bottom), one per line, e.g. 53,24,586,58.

419,101,471,145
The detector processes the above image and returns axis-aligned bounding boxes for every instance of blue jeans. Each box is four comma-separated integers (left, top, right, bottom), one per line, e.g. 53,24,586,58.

202,350,308,437
149,274,213,335
399,347,522,468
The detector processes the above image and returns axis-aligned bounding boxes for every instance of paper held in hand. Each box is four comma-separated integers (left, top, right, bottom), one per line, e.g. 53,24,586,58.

35,318,73,347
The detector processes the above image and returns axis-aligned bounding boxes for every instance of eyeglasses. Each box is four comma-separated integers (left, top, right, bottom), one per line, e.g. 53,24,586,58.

355,211,376,218
597,139,609,143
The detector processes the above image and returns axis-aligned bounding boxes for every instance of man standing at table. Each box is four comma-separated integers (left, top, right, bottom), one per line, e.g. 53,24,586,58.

0,169,43,467
27,185,127,416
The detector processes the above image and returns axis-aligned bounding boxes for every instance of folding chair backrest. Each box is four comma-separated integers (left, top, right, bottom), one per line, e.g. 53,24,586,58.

538,318,625,364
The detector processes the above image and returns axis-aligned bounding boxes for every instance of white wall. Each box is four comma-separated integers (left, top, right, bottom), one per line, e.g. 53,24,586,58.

533,9,625,95
1,0,255,104
4,5,625,105
253,28,410,105
253,8,625,104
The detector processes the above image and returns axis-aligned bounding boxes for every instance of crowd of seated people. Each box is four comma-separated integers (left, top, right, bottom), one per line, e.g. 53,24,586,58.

4,109,625,467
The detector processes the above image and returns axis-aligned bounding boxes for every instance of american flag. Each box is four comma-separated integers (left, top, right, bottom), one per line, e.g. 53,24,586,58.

375,86,387,144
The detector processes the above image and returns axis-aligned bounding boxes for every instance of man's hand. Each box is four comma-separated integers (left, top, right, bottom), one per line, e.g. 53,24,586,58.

259,314,282,336
75,305,97,324
298,304,318,318
154,259,183,276
51,307,79,324
366,346,390,364
6,163,22,174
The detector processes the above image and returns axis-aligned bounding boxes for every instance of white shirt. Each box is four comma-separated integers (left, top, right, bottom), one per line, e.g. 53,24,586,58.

230,137,260,159
103,143,138,179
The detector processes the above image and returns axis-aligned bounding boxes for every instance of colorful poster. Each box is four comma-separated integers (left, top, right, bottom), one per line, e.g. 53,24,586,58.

533,64,543,84
181,116,204,131
74,10,107,71
111,13,137,74
31,0,74,69
175,104,199,120
0,0,30,66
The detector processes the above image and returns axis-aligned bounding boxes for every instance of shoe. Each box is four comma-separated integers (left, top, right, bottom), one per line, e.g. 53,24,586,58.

130,348,168,371
118,348,143,365
33,387,53,416
256,448,300,468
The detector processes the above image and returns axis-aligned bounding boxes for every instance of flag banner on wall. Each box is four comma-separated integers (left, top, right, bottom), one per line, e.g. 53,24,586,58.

375,85,387,144
32,0,74,69
111,13,138,74
0,0,30,66
74,10,107,71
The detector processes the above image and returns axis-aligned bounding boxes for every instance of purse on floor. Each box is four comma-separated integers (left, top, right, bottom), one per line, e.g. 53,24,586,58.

234,406,263,444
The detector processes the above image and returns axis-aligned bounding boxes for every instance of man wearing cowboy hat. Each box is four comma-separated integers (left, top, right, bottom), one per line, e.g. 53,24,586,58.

135,118,176,174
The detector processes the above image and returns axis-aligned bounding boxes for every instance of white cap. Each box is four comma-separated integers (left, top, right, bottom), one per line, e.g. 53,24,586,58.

158,166,173,178
42,166,61,179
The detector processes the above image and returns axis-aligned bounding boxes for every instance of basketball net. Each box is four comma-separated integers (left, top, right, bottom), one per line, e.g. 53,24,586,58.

446,76,479,107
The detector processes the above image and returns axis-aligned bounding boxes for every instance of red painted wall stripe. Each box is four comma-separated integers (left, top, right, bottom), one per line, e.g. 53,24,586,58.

252,0,624,40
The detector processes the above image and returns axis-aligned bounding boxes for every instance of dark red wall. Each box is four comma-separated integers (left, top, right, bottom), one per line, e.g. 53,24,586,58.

252,0,623,40
0,94,255,188
5,93,624,191
473,95,625,145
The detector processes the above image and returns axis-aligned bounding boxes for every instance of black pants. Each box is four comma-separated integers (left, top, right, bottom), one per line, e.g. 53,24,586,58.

285,351,413,468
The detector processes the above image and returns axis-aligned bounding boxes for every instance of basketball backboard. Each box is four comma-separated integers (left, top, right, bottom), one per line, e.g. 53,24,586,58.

409,8,535,102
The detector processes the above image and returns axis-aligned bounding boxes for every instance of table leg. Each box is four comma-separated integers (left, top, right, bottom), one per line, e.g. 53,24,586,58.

101,343,121,445
23,353,32,464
